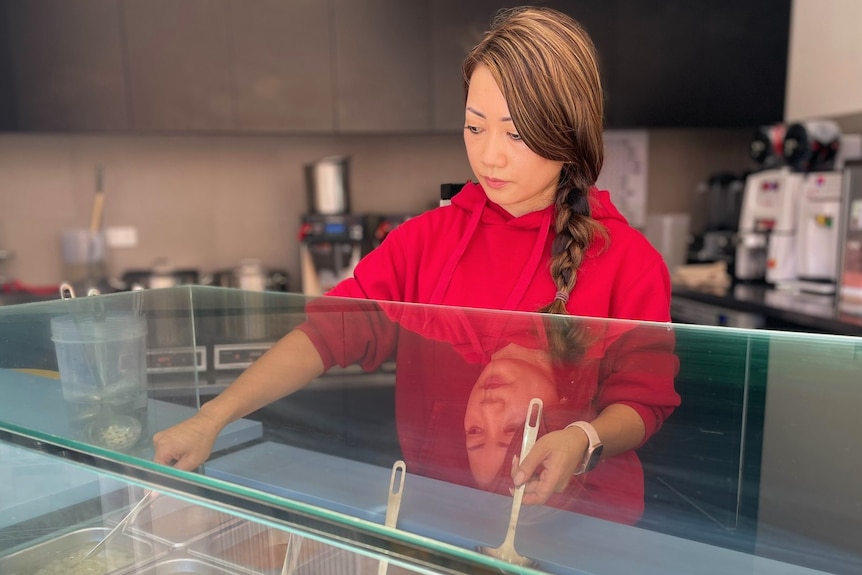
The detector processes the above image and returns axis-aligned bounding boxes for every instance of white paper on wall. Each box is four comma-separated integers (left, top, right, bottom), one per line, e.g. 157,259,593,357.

595,130,649,229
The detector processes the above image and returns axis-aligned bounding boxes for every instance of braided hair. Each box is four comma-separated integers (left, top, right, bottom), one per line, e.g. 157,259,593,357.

463,6,608,358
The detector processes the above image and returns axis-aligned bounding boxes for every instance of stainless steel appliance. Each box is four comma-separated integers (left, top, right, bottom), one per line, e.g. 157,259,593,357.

368,214,414,249
440,182,467,207
783,122,862,294
298,213,367,296
838,162,862,313
736,167,802,283
305,155,351,215
208,259,289,293
735,124,800,283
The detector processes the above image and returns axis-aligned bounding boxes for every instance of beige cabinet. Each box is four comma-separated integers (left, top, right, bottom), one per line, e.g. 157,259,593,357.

228,0,335,133
333,0,432,132
123,0,235,132
6,0,129,131
785,0,862,129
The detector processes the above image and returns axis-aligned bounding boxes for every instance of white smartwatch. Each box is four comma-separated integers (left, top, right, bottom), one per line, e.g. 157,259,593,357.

566,421,604,475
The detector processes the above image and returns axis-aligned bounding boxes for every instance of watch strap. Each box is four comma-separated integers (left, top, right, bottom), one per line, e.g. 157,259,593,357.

566,420,604,475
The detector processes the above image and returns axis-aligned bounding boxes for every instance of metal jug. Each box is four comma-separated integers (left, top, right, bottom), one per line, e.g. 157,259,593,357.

305,155,351,214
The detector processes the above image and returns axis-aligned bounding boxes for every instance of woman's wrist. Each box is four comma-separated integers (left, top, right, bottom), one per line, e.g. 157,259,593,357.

565,420,604,474
197,400,232,431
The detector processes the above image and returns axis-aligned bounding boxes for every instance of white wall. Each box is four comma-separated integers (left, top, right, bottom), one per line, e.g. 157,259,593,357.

785,0,862,124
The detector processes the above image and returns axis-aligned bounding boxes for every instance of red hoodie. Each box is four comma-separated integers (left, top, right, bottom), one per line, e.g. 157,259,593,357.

300,182,680,524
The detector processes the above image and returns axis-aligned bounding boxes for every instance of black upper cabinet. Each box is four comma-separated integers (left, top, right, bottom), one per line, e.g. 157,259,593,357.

609,0,790,128
6,0,130,131
334,0,433,133
543,1,619,127
0,0,791,133
430,0,522,131
0,0,14,130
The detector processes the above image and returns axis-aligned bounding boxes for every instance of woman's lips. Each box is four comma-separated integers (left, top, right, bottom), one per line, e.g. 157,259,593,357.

483,176,508,190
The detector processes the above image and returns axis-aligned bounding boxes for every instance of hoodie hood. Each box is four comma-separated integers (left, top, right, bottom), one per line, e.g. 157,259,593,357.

450,181,630,228
433,181,628,308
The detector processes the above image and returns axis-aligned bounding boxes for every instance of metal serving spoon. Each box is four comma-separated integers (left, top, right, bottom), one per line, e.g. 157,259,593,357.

477,397,543,568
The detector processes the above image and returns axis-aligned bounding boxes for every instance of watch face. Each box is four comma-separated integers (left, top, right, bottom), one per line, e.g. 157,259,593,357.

587,444,604,472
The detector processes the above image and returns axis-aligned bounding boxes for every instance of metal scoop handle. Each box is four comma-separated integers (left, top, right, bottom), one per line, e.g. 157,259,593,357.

378,459,407,575
500,399,542,549
80,490,156,562
476,397,543,567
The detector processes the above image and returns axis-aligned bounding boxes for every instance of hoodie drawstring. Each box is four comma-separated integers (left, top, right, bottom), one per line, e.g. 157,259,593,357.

430,200,485,305
503,208,552,310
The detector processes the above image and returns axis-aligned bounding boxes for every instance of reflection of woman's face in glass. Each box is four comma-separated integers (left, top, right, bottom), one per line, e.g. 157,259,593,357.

464,343,559,489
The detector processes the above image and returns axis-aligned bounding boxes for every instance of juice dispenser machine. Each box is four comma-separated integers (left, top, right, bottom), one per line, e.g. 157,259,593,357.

736,124,802,283
783,121,862,294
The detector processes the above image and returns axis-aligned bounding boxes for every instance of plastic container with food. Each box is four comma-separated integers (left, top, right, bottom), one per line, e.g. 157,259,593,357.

105,495,239,550
0,526,167,575
187,520,374,575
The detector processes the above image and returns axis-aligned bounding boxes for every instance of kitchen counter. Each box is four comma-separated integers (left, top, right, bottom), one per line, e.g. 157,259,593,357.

0,292,58,307
672,283,862,336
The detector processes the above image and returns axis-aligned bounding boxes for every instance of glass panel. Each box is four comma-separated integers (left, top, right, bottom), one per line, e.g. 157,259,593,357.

2,285,862,574
0,429,440,575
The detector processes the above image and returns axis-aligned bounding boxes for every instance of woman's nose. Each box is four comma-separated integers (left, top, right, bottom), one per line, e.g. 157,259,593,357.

481,135,507,168
480,395,505,411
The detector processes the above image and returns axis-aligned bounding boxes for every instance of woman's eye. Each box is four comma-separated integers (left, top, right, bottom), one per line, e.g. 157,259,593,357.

464,125,482,135
509,132,522,141
504,424,519,435
467,426,484,436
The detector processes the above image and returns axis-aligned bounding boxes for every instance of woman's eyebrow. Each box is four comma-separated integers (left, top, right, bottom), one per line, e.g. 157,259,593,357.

465,106,512,122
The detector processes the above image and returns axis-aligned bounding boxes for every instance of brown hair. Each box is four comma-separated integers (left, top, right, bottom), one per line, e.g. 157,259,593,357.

462,6,607,355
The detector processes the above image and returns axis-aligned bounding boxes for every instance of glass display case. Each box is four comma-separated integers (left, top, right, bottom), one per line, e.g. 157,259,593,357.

1,285,861,575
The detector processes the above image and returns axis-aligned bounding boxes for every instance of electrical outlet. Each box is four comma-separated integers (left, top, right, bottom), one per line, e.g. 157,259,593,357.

105,226,138,248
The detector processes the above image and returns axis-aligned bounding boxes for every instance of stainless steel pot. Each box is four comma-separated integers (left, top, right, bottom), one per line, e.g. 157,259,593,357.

207,260,288,293
305,155,351,214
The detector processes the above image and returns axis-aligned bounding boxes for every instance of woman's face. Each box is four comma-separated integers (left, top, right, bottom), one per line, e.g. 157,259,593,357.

464,344,559,489
463,65,564,218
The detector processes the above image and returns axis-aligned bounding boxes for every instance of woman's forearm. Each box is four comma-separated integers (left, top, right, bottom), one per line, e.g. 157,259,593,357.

585,403,646,459
198,329,325,428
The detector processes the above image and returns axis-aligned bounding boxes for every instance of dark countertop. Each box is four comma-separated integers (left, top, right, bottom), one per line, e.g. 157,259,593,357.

0,293,58,307
672,283,862,336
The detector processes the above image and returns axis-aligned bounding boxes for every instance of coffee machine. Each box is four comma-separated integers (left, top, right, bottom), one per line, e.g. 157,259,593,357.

736,124,803,283
693,172,745,269
783,121,862,294
299,214,367,296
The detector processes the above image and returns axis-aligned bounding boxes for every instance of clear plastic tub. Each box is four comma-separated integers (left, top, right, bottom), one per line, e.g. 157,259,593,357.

51,313,148,451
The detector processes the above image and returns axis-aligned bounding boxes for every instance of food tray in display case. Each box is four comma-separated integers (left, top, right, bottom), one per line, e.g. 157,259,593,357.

104,493,240,550
133,556,254,575
186,519,374,575
0,526,170,575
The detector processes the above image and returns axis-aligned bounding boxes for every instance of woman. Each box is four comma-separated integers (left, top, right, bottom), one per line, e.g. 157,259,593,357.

153,6,679,522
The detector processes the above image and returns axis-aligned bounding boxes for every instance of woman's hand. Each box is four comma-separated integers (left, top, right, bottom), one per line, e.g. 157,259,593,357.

511,427,587,506
152,410,224,471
